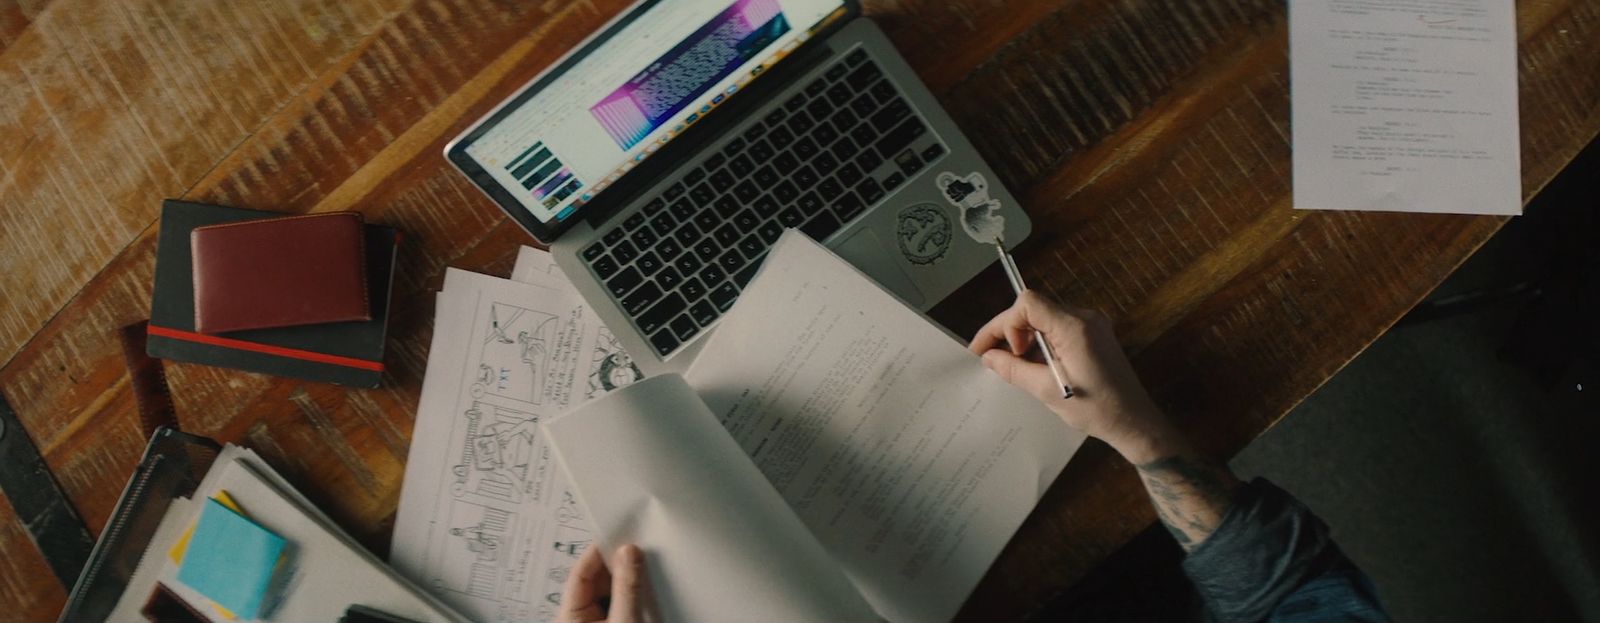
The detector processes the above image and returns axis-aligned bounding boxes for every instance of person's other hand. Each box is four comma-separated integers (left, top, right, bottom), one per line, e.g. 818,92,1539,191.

970,290,1180,463
558,544,650,623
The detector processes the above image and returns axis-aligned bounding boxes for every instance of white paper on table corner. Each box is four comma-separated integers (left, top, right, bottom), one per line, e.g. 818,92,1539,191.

1290,0,1520,215
511,246,563,285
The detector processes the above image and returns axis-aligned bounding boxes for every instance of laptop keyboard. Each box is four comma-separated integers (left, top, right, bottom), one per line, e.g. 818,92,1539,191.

581,46,949,358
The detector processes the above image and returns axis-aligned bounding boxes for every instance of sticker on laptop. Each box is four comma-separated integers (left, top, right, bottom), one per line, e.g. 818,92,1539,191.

895,203,952,265
936,171,1006,244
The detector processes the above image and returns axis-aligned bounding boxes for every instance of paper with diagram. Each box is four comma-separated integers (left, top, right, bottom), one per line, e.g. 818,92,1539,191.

391,256,644,623
1290,0,1520,214
514,246,648,398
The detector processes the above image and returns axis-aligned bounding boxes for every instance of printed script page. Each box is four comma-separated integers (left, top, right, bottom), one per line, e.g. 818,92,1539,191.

1291,0,1520,214
687,232,1086,623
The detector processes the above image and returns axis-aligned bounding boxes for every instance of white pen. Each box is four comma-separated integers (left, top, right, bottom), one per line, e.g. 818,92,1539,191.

994,238,1075,400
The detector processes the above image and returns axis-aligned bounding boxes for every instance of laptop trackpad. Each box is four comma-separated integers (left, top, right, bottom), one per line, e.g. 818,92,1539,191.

832,229,926,308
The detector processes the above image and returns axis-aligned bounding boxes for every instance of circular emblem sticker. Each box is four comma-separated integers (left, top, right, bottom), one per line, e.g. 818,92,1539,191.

896,203,952,265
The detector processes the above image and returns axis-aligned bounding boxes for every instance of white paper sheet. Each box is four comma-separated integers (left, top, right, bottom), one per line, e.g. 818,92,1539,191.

509,246,561,284
545,375,882,623
391,268,613,622
686,232,1084,622
1291,0,1520,214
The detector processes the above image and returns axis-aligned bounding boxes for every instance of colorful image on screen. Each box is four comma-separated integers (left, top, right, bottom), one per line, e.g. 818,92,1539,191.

590,0,790,150
505,141,586,214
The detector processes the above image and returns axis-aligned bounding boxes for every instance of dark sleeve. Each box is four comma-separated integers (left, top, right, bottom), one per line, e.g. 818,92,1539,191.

1180,478,1389,623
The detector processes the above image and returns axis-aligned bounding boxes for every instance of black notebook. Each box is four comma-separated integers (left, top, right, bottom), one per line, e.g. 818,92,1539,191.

146,200,399,388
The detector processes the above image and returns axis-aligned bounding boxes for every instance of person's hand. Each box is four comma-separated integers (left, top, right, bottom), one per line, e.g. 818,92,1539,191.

558,544,650,623
969,290,1180,463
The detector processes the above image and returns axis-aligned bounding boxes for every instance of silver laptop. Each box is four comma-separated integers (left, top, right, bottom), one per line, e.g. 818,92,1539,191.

445,0,1029,376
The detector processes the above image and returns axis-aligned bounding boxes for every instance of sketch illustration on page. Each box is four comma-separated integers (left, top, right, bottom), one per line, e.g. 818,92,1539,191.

588,328,644,398
393,270,596,623
394,249,644,623
482,304,560,405
510,246,646,400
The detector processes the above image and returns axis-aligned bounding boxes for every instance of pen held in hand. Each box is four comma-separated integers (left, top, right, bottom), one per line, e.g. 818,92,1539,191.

994,239,1076,400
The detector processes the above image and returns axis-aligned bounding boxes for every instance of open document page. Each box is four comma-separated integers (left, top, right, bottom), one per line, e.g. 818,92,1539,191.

545,374,881,623
1291,0,1520,214
688,232,1086,622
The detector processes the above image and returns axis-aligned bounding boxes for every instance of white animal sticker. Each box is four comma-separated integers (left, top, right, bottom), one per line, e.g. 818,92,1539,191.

936,171,1006,243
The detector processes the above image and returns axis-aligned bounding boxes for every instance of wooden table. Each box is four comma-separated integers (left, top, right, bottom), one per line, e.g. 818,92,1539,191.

1,0,1595,619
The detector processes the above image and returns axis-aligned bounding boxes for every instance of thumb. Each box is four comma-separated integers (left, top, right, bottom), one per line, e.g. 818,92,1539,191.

981,349,1059,404
608,545,648,622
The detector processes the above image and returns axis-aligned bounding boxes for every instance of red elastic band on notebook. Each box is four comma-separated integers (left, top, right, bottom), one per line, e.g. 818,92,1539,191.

146,325,385,372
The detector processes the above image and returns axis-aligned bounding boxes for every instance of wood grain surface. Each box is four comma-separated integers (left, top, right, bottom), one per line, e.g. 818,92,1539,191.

1,0,1596,619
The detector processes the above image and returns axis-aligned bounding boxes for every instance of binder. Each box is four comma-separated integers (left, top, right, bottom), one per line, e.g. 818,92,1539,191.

58,428,466,622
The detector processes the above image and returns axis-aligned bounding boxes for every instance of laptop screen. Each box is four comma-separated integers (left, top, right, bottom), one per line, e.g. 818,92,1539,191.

460,0,849,227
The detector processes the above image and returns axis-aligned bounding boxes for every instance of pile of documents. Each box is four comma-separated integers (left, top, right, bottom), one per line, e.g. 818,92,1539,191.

391,234,1087,622
109,445,464,621
390,248,646,623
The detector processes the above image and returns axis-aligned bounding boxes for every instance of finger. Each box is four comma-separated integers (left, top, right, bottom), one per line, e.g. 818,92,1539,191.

608,544,649,623
972,291,1086,356
559,545,609,622
1016,290,1077,336
969,304,1021,355
1004,324,1035,357
981,349,1062,403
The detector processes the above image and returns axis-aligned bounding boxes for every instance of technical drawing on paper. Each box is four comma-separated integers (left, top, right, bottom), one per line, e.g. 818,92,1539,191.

395,269,606,623
430,500,532,601
535,489,592,622
450,403,552,505
396,264,645,623
586,327,644,400
480,303,559,405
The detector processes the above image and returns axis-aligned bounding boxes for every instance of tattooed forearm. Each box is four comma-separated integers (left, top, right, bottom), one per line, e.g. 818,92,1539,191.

1134,453,1240,551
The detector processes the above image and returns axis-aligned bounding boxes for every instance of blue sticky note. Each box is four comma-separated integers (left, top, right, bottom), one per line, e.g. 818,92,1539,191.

177,498,288,617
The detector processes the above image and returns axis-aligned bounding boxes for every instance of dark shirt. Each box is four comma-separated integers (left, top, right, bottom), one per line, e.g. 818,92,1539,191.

1181,478,1389,622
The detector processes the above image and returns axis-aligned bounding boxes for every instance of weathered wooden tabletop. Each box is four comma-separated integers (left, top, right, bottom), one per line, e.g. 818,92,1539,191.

1,0,1596,619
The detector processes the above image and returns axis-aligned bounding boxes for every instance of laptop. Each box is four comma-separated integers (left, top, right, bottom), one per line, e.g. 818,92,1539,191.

445,0,1030,375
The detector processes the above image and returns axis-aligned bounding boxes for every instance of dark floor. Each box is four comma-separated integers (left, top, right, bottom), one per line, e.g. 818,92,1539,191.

1036,140,1600,622
1231,202,1600,620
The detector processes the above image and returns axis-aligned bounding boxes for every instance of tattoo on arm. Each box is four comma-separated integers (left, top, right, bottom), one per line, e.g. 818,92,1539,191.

1134,454,1240,551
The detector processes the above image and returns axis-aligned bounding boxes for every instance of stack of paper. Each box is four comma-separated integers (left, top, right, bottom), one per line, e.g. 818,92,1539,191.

390,248,647,623
108,446,466,621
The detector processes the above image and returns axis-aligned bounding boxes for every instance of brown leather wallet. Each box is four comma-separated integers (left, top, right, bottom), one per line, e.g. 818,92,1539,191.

191,212,370,334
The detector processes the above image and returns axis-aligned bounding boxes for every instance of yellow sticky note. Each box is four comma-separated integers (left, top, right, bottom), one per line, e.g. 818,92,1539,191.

209,600,239,620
